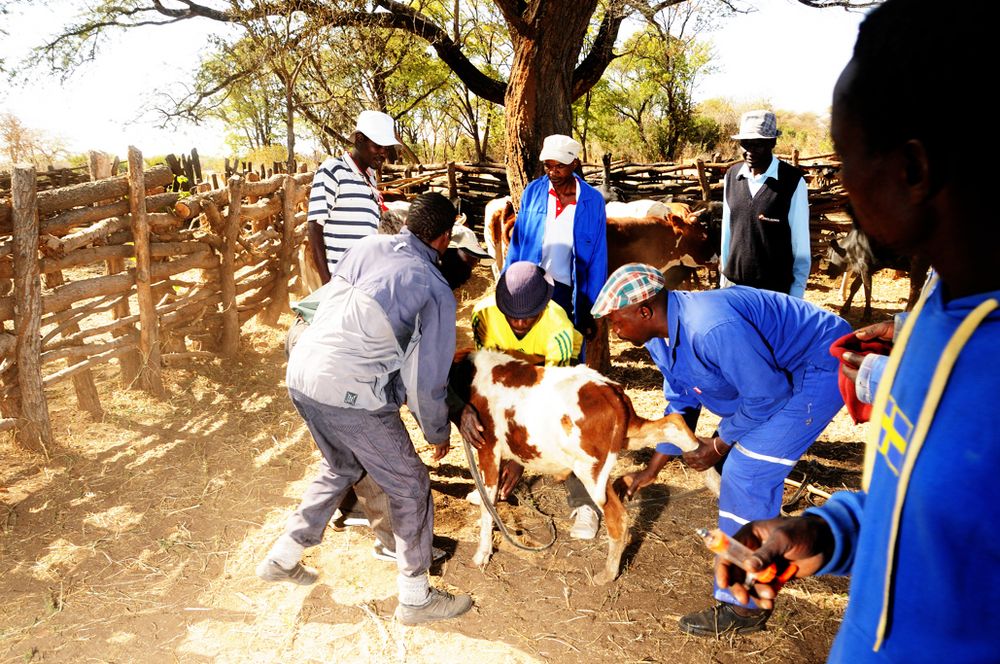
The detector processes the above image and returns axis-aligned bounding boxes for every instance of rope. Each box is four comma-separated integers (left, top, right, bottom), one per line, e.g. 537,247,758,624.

462,437,557,552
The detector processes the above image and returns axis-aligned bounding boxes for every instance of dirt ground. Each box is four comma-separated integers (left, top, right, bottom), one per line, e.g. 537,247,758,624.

0,262,915,664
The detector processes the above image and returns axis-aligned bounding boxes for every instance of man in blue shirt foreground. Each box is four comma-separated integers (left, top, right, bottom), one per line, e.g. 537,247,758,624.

591,263,848,636
708,1,1000,661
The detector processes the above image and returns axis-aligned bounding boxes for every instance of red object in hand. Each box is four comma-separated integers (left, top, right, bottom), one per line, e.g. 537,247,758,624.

829,330,893,424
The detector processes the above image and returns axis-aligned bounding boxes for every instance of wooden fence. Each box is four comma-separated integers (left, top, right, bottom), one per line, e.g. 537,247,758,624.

0,164,92,196
0,147,310,453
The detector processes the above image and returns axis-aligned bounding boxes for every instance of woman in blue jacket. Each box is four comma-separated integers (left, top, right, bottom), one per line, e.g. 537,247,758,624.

503,134,608,341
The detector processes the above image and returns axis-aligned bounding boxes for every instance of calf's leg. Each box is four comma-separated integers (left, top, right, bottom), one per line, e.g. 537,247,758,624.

595,483,628,584
862,269,874,322
472,448,501,568
840,275,863,316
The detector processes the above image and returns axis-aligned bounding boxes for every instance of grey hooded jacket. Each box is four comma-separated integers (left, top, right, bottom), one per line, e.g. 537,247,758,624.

286,228,456,444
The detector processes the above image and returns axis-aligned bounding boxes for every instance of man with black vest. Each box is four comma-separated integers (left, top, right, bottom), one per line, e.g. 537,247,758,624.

720,110,810,298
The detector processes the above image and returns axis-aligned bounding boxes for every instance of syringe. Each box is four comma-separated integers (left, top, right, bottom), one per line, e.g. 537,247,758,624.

695,527,798,586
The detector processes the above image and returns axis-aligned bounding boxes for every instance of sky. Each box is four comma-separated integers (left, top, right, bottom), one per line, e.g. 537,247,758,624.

0,0,866,161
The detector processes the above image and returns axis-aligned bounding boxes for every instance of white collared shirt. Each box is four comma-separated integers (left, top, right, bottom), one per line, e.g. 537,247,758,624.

540,177,579,286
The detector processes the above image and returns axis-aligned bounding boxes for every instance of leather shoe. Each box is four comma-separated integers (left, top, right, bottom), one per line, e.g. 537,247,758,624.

678,603,771,637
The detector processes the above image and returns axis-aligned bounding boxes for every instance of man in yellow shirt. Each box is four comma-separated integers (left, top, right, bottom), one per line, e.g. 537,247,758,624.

472,262,582,366
466,262,598,538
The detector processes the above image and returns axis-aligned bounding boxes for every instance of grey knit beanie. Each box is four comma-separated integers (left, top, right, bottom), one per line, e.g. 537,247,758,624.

496,262,554,319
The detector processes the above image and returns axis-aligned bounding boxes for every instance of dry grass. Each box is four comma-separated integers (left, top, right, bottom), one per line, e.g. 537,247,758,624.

0,262,914,663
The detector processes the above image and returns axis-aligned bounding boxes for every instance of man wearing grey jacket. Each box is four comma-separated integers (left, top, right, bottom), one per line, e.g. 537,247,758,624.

257,193,472,626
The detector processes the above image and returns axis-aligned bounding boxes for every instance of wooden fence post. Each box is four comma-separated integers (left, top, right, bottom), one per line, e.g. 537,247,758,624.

220,176,243,355
793,148,800,168
107,257,142,388
447,162,457,201
261,176,296,326
11,165,55,453
695,159,711,202
127,146,165,396
191,148,203,183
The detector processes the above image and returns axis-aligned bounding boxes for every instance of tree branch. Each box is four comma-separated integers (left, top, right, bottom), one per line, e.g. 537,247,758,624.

571,1,628,100
795,0,880,7
492,0,533,38
369,0,506,103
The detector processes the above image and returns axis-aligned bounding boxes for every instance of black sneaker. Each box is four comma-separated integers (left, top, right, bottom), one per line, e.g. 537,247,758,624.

395,588,473,625
678,603,771,637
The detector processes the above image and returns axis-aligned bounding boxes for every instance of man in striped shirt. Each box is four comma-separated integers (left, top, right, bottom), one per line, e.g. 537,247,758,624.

307,110,401,283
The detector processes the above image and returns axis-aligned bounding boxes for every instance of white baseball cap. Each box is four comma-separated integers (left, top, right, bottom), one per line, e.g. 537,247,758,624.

353,110,401,147
539,134,582,164
449,224,491,259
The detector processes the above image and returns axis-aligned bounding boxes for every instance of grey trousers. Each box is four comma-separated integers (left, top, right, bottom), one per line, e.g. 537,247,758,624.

284,389,434,578
286,318,394,550
564,473,599,511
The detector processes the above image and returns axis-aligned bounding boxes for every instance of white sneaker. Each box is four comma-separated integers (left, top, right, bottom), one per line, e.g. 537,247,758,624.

569,506,599,540
331,510,370,529
373,541,448,563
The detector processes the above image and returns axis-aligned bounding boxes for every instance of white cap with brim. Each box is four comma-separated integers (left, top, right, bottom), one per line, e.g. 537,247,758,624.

353,110,402,147
539,134,582,164
449,224,490,259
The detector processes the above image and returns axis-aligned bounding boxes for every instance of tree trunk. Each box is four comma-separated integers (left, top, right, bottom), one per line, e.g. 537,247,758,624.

503,0,598,206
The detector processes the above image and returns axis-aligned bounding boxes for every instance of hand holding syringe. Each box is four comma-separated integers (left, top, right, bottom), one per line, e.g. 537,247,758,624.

696,527,798,587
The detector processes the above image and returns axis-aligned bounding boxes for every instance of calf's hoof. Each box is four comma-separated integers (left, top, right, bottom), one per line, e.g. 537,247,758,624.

472,550,492,569
593,567,618,585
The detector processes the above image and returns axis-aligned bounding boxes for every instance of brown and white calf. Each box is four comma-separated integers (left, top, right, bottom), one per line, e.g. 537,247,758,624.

451,350,703,584
483,196,515,279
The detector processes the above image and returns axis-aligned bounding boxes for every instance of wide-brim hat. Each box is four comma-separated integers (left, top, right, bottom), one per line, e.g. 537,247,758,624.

449,224,490,259
539,134,582,164
496,262,554,319
731,109,781,141
352,110,401,147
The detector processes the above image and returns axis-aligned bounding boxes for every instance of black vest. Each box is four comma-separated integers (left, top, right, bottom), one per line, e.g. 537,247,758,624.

722,160,802,294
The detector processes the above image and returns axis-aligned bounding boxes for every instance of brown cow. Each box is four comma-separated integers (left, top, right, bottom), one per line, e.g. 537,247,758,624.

606,206,716,276
451,349,707,584
485,200,715,283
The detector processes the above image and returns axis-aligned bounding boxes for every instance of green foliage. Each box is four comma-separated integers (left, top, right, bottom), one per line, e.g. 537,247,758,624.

691,99,832,160
7,0,834,169
243,145,288,167
574,3,715,162
64,152,91,169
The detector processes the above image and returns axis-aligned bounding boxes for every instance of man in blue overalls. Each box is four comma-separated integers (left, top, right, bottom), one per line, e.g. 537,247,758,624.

591,263,849,636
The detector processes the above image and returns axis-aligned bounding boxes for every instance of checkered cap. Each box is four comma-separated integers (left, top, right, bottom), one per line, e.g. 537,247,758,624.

590,263,665,319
